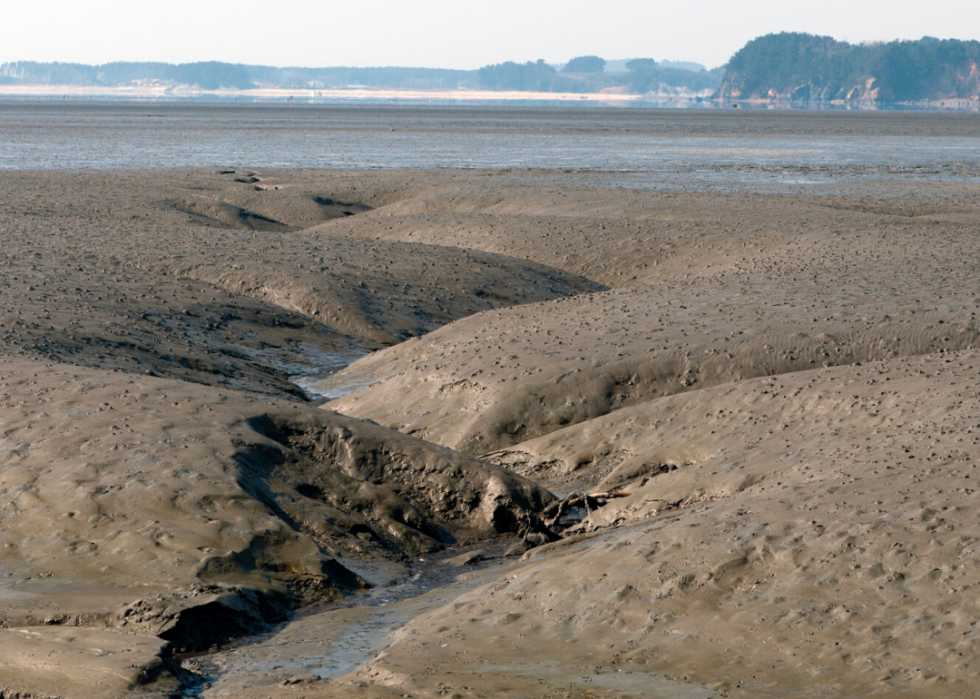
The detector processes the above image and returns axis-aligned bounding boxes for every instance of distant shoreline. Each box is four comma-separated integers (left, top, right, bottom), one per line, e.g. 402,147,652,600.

0,84,659,103
1,85,977,110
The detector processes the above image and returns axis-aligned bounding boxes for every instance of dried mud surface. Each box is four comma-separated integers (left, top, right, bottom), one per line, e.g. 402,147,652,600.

1,160,980,698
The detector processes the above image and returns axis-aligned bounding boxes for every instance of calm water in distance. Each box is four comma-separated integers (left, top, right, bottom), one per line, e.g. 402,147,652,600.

1,102,979,189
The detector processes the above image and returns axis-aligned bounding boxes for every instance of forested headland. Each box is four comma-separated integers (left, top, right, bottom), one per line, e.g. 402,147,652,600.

717,33,980,104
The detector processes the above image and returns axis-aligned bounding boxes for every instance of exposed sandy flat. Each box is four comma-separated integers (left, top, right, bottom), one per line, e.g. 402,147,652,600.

1,161,979,698
317,181,980,454
379,351,980,697
0,627,172,699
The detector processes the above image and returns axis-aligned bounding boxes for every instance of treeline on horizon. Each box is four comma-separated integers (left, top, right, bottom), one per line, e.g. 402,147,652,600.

2,34,979,103
475,57,722,94
0,57,720,95
721,33,980,102
0,61,476,91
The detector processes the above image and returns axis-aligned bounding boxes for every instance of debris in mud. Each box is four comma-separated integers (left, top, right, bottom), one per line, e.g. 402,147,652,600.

543,491,632,527
514,491,631,550
281,673,322,686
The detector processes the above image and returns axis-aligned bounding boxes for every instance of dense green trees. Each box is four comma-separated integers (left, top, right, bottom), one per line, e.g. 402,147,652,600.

167,62,253,90
563,56,606,73
628,61,724,94
719,33,980,102
0,61,171,86
626,58,657,71
476,60,560,91
0,61,253,89
475,57,719,94
873,37,980,101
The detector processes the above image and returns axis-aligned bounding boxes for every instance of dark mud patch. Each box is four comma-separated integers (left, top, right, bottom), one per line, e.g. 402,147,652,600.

157,588,294,654
168,199,298,232
311,195,374,220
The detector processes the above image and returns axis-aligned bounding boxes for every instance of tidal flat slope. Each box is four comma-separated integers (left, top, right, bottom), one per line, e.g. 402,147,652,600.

319,180,980,454
1,160,979,698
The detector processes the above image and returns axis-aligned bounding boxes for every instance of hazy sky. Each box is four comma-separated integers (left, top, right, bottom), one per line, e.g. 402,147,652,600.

5,0,979,69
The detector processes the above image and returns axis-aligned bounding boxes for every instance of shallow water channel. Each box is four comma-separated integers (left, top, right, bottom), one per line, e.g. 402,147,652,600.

179,542,519,696
167,344,724,698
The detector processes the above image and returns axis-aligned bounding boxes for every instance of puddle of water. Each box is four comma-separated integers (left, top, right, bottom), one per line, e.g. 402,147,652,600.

238,341,368,384
284,345,373,400
302,367,399,401
207,334,371,400
197,600,415,691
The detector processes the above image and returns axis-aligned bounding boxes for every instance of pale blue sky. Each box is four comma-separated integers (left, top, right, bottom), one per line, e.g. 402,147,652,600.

5,0,978,69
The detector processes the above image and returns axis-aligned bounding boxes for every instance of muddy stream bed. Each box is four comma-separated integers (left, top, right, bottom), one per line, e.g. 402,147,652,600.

167,291,719,698
176,541,522,697
164,348,523,696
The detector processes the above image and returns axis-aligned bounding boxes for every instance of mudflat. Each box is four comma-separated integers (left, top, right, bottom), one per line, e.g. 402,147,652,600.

2,108,980,698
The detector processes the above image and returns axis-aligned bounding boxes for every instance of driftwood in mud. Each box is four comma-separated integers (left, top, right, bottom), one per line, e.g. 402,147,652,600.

516,491,632,548
541,491,631,530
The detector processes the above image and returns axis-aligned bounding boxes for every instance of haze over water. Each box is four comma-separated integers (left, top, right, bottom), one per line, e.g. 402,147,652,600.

2,102,979,190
